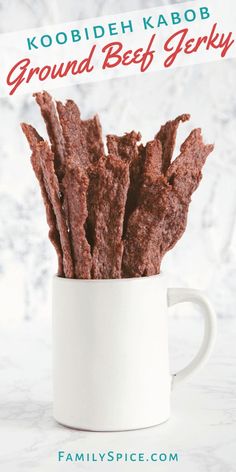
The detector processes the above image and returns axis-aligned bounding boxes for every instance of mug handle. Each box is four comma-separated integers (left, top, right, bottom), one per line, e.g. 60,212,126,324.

167,288,217,388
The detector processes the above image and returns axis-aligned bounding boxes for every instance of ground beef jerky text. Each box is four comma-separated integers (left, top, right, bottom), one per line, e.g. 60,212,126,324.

7,36,155,95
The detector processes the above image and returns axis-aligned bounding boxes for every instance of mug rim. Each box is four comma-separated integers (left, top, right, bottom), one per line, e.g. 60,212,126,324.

53,272,164,284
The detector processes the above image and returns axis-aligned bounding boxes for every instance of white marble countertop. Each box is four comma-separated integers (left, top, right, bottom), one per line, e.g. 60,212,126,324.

1,316,235,472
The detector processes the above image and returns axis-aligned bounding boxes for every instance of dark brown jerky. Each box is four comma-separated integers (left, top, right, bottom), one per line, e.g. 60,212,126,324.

143,139,162,181
106,131,141,161
159,129,214,258
166,129,214,203
90,155,129,279
122,176,171,277
125,146,145,230
62,163,92,279
38,141,74,278
34,91,65,180
83,114,104,162
155,114,190,175
21,123,64,276
159,191,188,258
85,166,99,250
56,100,104,168
122,129,213,276
121,138,162,249
107,131,144,231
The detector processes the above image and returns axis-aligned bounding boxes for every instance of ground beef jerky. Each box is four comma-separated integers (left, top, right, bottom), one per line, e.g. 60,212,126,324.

106,130,141,161
90,155,129,279
34,91,65,181
155,114,190,175
85,165,99,249
21,123,64,276
106,131,144,230
23,92,214,280
158,129,214,257
57,99,104,169
122,138,165,277
122,176,171,277
124,144,145,231
166,128,214,203
38,141,74,278
122,128,213,277
143,139,162,180
82,115,104,163
159,191,188,257
62,163,92,278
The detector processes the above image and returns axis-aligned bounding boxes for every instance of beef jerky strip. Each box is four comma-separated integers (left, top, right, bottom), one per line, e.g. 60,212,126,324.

143,139,162,180
56,99,104,252
91,155,130,279
62,163,92,278
86,166,99,250
34,92,71,254
107,130,141,161
159,192,188,259
107,131,143,231
159,129,214,260
122,176,171,278
122,139,188,277
82,115,104,163
38,141,74,278
56,100,104,168
34,91,65,180
122,141,167,277
21,123,64,276
166,129,214,203
155,114,190,175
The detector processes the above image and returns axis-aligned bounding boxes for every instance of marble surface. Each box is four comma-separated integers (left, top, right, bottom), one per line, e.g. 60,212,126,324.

0,316,236,472
0,0,236,471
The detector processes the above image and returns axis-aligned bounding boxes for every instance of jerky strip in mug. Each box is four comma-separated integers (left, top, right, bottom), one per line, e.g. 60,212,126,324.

166,128,214,203
159,191,188,257
38,141,74,278
107,131,144,230
57,100,104,168
122,175,171,277
21,123,64,277
34,91,65,181
143,139,162,179
160,129,214,258
62,163,92,279
155,114,190,175
91,155,130,279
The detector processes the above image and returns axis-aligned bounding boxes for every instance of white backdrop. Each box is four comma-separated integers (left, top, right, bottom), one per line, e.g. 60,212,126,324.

0,0,236,322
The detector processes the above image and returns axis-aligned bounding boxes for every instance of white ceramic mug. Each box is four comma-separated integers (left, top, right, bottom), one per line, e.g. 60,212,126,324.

52,274,216,431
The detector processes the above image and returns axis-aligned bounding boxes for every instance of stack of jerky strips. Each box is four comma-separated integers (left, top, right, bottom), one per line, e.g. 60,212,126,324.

21,92,214,279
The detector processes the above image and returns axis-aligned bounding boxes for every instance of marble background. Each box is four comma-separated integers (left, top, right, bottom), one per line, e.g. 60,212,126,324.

0,1,236,471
